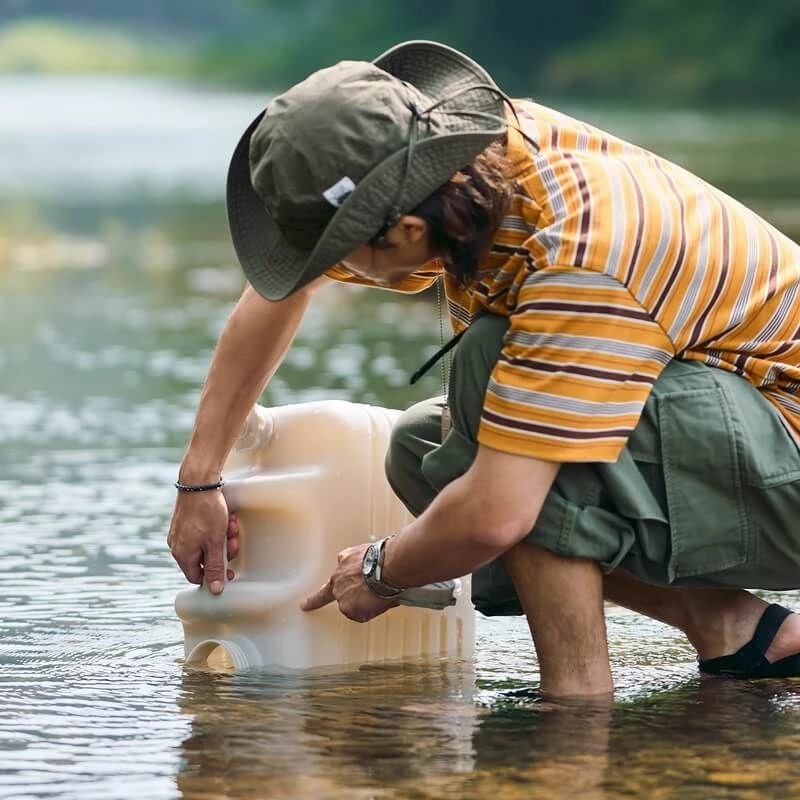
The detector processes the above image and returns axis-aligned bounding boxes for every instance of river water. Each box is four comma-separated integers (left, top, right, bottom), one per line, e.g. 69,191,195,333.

2,76,800,799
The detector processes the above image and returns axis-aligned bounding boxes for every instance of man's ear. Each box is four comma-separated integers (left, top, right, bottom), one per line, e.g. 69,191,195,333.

397,215,429,245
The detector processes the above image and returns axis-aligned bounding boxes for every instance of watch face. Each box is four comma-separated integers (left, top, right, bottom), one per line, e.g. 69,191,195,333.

362,544,378,577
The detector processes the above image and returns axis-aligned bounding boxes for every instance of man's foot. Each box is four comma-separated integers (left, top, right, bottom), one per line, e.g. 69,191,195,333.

602,571,800,679
499,686,613,710
699,604,800,678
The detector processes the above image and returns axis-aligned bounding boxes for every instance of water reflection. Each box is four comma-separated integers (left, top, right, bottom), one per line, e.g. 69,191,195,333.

606,680,800,798
176,661,477,799
174,666,800,799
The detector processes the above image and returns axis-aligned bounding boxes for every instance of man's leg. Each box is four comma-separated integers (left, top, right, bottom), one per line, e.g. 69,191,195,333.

504,543,612,697
602,568,800,664
508,541,800,668
503,541,800,678
385,396,445,517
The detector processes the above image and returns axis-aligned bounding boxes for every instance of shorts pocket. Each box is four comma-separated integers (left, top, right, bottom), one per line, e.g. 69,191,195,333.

724,379,800,489
658,384,753,580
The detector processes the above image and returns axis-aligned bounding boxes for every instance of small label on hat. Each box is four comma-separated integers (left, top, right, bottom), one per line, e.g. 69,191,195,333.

322,176,355,208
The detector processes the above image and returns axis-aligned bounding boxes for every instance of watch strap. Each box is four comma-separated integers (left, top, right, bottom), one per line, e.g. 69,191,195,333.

364,537,404,598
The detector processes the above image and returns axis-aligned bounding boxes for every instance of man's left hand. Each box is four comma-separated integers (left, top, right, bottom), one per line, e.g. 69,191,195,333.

301,543,397,622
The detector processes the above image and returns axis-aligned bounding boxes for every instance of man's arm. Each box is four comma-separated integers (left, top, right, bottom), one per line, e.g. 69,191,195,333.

383,445,560,586
168,279,320,592
302,445,560,615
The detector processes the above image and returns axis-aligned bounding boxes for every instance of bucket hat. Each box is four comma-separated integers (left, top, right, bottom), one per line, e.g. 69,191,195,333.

226,40,508,300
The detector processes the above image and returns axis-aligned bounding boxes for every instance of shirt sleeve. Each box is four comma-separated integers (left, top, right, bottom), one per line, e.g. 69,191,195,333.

478,266,676,463
325,261,440,294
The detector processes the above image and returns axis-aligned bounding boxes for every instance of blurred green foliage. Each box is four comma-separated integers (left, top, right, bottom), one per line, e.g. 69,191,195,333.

199,0,800,106
196,0,617,96
546,0,800,106
2,0,798,106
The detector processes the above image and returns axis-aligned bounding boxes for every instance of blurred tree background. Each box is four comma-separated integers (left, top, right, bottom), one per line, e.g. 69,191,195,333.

1,0,798,105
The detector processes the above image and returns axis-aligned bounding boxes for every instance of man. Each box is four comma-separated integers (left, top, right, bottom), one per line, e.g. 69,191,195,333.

168,40,800,699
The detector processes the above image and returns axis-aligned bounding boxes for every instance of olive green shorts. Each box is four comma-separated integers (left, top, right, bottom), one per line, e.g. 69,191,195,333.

385,315,800,616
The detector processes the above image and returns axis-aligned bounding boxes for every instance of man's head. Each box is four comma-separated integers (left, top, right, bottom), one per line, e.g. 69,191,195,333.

226,40,509,300
340,141,514,288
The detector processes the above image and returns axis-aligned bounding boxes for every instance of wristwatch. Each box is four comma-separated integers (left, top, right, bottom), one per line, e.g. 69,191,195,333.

362,537,405,598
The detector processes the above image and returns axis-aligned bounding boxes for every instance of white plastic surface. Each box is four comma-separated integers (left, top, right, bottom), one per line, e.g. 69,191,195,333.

174,400,475,671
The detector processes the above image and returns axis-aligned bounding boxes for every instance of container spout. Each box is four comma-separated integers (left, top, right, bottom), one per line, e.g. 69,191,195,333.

185,638,259,671
234,406,275,452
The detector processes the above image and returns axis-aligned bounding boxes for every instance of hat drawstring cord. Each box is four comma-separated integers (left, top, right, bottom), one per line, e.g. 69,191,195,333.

422,83,540,153
400,86,538,387
385,99,423,230
386,82,540,233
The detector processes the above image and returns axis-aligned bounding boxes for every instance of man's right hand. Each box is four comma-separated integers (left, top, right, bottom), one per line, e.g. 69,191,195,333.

167,490,238,594
164,281,316,595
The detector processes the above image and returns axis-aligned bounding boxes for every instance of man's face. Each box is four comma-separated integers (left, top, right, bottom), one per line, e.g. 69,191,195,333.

340,215,434,287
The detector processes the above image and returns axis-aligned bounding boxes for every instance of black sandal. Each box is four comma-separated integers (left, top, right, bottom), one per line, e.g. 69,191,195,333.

699,603,800,678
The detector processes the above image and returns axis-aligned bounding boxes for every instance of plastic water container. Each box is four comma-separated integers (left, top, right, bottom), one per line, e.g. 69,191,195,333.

175,400,475,671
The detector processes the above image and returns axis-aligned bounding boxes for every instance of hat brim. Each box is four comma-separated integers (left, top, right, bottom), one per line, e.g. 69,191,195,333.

227,41,506,301
373,39,501,100
226,111,316,302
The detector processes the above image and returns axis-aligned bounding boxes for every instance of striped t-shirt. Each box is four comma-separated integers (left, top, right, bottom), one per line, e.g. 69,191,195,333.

327,100,800,463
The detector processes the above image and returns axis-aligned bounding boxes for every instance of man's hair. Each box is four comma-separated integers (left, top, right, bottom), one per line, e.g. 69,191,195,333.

412,140,514,284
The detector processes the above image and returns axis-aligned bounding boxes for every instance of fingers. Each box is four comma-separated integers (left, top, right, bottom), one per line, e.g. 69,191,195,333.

179,557,204,586
168,491,232,591
168,542,203,584
169,513,238,591
226,512,240,562
339,600,394,624
167,528,203,585
301,578,335,612
203,540,226,595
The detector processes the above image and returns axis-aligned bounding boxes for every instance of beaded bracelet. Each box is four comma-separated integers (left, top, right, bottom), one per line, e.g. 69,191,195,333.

174,478,225,493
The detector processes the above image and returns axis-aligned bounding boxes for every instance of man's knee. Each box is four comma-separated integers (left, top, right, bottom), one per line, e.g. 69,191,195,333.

385,411,418,492
384,398,442,517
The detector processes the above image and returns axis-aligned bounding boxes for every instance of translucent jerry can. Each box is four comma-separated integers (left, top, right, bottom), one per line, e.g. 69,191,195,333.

175,400,475,671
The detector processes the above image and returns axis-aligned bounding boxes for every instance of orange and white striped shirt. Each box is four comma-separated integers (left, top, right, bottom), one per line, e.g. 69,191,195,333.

328,100,800,463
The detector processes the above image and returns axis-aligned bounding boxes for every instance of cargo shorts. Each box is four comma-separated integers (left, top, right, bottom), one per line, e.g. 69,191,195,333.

385,314,800,616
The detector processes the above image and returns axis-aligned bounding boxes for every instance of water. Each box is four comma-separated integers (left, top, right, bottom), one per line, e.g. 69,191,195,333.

2,76,800,799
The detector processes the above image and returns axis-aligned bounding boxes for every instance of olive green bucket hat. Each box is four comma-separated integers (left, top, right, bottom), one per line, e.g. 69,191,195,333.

226,40,508,300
